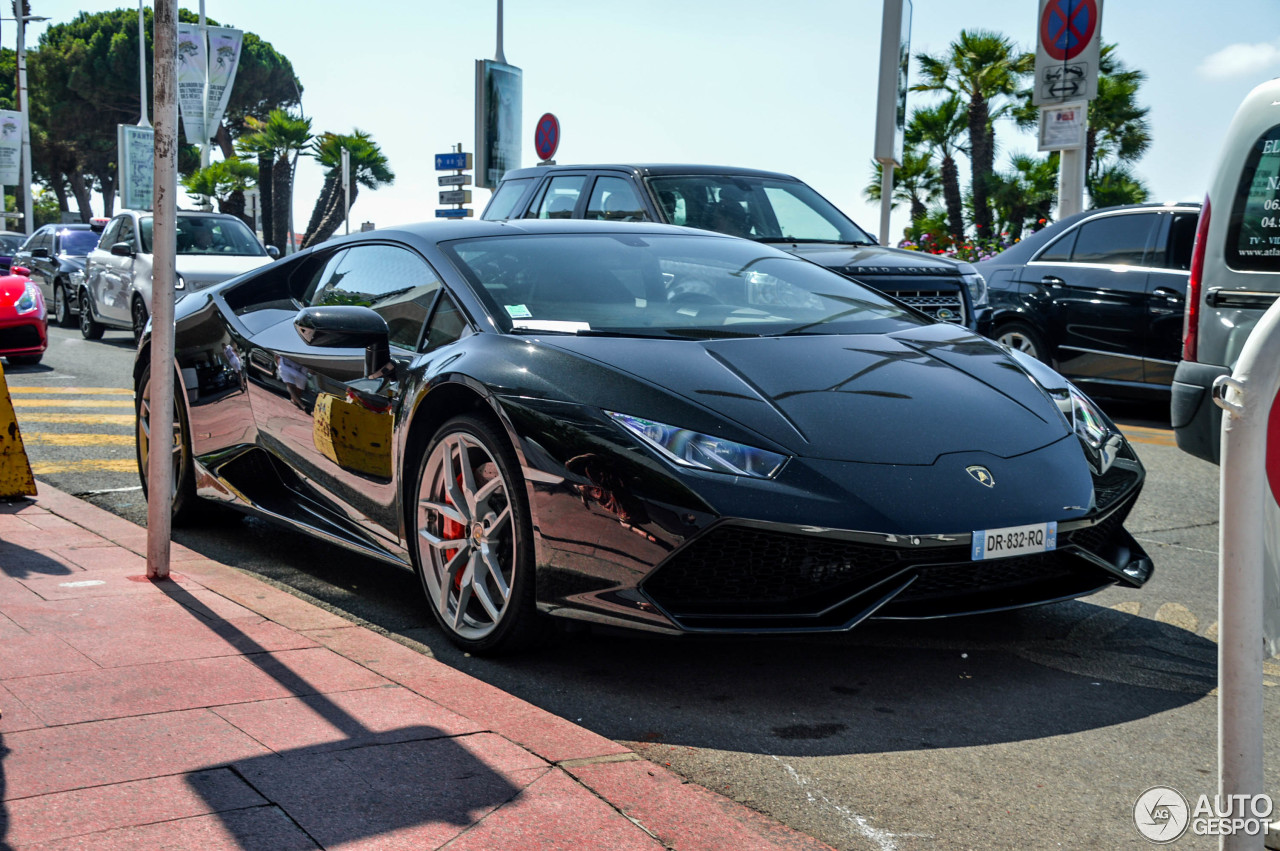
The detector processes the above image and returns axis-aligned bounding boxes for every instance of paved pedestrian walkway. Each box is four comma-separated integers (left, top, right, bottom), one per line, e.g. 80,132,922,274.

0,484,833,850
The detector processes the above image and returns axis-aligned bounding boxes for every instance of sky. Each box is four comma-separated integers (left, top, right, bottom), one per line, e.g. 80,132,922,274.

26,1,1280,244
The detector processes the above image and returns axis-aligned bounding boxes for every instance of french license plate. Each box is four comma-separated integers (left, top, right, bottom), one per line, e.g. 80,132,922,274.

971,522,1057,560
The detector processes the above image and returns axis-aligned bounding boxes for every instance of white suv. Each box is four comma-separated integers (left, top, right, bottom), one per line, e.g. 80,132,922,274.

1173,77,1280,462
80,210,274,341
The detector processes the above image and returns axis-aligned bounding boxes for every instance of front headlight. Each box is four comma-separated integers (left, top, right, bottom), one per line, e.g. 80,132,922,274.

1065,385,1123,475
606,411,787,479
69,269,85,286
961,272,988,308
15,282,40,315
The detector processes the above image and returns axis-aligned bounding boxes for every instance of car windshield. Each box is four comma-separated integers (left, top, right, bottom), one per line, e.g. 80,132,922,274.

139,216,267,256
0,235,23,252
443,233,922,338
647,175,876,245
57,229,100,256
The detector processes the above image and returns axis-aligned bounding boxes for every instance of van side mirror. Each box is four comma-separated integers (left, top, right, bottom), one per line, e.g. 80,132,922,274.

30,247,50,259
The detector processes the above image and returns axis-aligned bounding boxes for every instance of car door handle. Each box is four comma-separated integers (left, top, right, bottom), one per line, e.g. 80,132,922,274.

1151,286,1183,301
1041,275,1064,287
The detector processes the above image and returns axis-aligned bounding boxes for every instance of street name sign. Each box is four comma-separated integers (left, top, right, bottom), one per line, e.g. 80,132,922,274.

435,208,474,218
439,190,472,205
435,152,473,171
438,174,472,187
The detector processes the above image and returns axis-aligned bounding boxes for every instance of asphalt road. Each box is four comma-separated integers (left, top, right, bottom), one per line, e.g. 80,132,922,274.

4,323,1278,850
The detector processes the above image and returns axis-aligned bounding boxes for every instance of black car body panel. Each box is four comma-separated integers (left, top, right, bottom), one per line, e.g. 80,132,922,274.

485,163,989,333
137,220,1150,639
13,223,103,320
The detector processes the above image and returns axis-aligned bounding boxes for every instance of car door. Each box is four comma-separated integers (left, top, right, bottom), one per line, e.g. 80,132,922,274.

245,243,446,546
16,227,51,297
1022,210,1159,385
95,215,137,323
1143,209,1197,385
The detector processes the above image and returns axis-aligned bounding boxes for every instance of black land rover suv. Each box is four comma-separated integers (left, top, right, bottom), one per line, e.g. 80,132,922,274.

482,164,991,333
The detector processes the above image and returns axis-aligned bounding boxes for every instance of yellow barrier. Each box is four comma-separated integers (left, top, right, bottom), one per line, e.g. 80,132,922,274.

0,361,37,498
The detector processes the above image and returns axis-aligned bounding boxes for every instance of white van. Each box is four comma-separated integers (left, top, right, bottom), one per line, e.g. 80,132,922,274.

1172,77,1280,462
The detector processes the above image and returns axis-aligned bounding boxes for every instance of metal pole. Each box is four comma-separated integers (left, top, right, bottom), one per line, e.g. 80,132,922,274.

878,161,894,246
147,0,178,580
342,146,350,236
197,0,209,170
1211,297,1280,851
1057,147,1086,219
137,0,150,127
495,0,505,64
16,8,32,235
287,79,303,255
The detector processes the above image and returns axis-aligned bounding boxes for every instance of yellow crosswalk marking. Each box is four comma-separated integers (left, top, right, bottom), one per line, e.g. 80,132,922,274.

17,413,134,426
30,459,136,474
10,398,134,408
1121,425,1177,447
22,433,133,446
5,387,133,395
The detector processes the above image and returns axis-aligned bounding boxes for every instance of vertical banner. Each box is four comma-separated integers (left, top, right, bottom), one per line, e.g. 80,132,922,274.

873,0,912,167
117,124,155,211
176,23,208,144
203,27,243,136
0,110,22,185
474,59,522,189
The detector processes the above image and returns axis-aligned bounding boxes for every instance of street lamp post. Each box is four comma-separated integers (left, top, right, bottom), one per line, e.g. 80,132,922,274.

14,8,50,235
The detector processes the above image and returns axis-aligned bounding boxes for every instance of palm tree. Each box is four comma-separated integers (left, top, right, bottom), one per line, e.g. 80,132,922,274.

300,130,394,249
863,148,942,237
1086,45,1152,180
987,153,1059,240
906,98,969,245
235,109,311,252
913,30,1033,241
1088,163,1150,208
181,158,258,225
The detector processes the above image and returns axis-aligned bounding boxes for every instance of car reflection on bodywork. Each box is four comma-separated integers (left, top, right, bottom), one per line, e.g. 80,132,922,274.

133,219,1152,655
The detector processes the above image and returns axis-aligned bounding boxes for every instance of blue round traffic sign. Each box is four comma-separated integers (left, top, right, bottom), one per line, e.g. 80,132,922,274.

1040,0,1097,62
535,113,560,162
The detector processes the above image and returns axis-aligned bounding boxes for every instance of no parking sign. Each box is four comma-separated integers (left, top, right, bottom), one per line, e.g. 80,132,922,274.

1033,0,1103,105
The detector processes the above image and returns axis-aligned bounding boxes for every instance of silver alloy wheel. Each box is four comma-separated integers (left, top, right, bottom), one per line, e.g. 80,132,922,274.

416,431,515,641
998,328,1040,359
132,299,148,340
136,373,185,499
53,284,67,325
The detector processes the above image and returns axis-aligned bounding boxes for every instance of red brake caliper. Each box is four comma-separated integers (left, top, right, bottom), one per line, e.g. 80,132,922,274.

441,473,466,591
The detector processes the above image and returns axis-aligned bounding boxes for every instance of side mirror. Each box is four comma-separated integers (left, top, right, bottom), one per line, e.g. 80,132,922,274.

10,265,29,276
30,247,50,259
293,305,390,378
110,242,135,258
266,245,280,259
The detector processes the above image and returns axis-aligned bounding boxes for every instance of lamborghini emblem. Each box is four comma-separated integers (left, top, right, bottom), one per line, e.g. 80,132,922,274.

966,465,995,488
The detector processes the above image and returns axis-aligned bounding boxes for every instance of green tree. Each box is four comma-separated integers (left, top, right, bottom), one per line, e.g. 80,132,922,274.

181,157,258,223
236,109,311,251
1086,45,1152,181
28,8,299,219
987,153,1059,239
1087,163,1150,208
913,30,1033,241
300,130,394,249
906,98,969,245
863,148,942,237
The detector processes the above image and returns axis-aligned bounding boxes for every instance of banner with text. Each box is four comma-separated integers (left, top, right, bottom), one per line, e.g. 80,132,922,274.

118,124,155,211
176,24,243,146
0,110,22,185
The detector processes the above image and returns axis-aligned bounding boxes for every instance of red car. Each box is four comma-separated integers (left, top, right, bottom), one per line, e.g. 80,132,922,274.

0,265,48,367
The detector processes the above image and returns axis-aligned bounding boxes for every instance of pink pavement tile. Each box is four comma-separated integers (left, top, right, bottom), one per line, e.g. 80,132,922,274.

3,769,266,847
0,545,83,581
0,528,113,551
567,759,838,851
0,605,33,637
305,624,454,681
2,709,272,800
0,498,47,515
0,512,40,533
1,590,197,635
446,767,667,851
233,732,549,851
48,544,147,573
16,806,320,851
210,685,483,753
179,563,353,631
7,647,391,725
22,514,84,531
0,630,98,679
16,567,189,601
0,681,45,732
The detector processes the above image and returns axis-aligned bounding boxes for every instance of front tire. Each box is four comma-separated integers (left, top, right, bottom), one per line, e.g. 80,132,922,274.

136,362,200,524
411,414,538,654
53,281,72,327
79,288,104,340
131,297,149,342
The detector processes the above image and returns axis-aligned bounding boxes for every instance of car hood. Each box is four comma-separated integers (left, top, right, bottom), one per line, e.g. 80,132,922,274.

539,322,1070,465
175,255,272,289
775,243,967,276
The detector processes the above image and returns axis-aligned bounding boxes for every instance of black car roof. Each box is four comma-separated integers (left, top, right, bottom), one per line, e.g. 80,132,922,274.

368,218,734,245
499,163,800,181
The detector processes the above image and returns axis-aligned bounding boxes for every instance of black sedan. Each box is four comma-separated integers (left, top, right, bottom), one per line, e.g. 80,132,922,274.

135,220,1151,654
12,222,106,327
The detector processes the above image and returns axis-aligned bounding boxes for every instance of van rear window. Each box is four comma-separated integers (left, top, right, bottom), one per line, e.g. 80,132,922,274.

1227,123,1280,272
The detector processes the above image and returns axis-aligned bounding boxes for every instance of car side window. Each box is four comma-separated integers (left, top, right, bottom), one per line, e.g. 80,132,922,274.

117,218,136,249
422,293,471,353
1070,213,1158,266
1162,212,1199,271
306,244,443,351
483,177,536,220
527,175,585,219
585,177,648,222
99,218,122,248
1037,228,1077,262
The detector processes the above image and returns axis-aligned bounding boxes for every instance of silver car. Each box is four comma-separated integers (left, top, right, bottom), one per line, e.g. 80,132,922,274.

80,210,275,341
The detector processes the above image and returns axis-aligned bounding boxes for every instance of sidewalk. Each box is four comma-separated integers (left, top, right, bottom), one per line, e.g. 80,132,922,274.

0,484,834,851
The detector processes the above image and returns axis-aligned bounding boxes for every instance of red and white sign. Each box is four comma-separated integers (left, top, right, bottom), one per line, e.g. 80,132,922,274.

534,113,560,163
1032,0,1103,106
